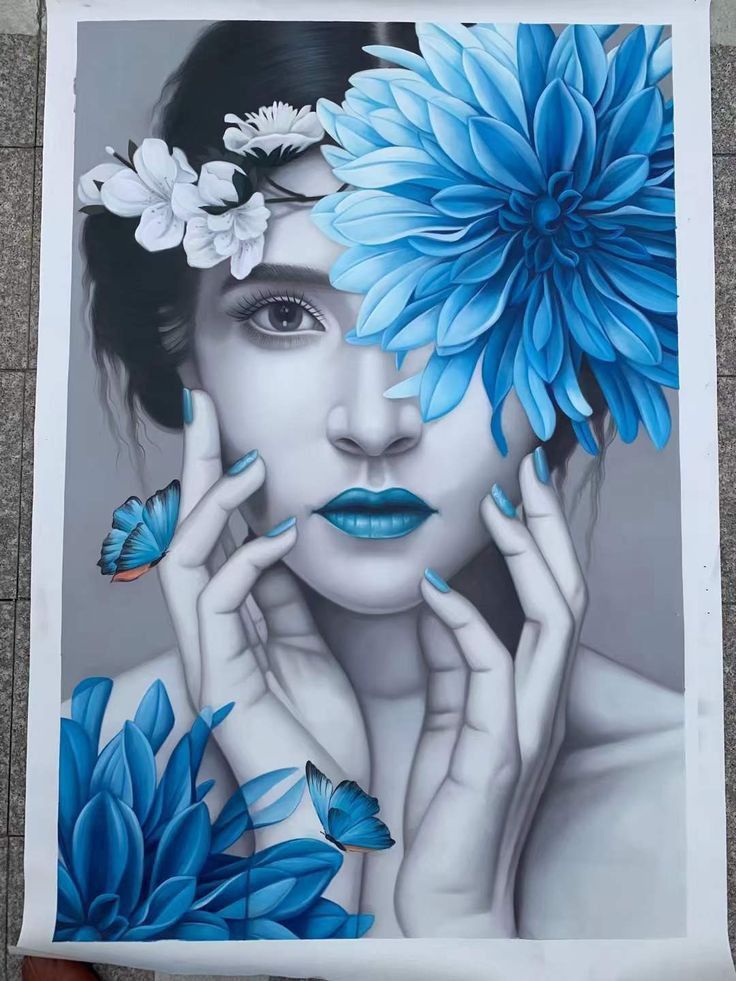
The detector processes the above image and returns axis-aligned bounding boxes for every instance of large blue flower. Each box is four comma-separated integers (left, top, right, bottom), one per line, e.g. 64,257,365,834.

56,677,373,942
315,23,677,453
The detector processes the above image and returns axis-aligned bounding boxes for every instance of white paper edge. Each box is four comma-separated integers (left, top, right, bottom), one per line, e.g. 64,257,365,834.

17,0,735,977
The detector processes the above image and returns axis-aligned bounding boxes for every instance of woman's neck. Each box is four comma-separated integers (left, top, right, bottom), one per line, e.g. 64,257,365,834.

302,545,523,701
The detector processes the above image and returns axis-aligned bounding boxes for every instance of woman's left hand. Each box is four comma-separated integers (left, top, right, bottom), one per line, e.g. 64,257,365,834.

395,449,588,938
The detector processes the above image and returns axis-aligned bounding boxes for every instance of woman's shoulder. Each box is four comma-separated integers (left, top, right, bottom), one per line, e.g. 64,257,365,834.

566,643,683,749
62,649,238,814
63,648,195,739
517,644,685,938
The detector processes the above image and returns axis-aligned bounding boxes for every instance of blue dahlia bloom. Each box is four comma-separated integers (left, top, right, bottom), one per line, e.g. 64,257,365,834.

315,23,677,453
56,677,372,942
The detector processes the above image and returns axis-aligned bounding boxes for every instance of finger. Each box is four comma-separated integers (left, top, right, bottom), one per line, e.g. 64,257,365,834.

519,448,587,620
420,572,516,791
170,454,265,568
485,497,577,768
198,521,297,710
405,608,466,846
253,563,369,782
179,389,222,521
411,573,519,889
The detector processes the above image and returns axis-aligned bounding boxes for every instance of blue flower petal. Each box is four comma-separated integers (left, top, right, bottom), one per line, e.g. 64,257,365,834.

437,260,521,346
126,877,197,940
232,917,298,940
513,345,557,440
516,24,555,126
469,117,545,194
88,893,121,933
384,296,444,350
57,862,85,925
133,679,174,754
621,365,671,447
585,154,650,209
384,373,423,399
150,802,211,890
71,677,113,754
419,341,485,421
355,257,434,336
547,26,608,106
462,46,528,135
596,253,677,314
647,37,672,86
533,79,583,179
431,184,506,218
333,145,452,189
368,107,424,148
164,911,229,940
71,792,143,914
416,22,482,106
590,360,640,442
601,87,664,168
59,718,95,867
599,26,647,115
363,44,435,81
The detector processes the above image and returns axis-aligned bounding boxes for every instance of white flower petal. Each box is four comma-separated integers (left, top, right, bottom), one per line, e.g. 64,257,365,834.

223,128,249,155
77,162,126,205
183,216,224,268
292,111,324,141
101,168,159,217
171,147,198,184
171,182,205,221
132,138,179,197
230,234,265,280
197,161,243,207
134,202,185,252
214,229,237,256
207,211,235,233
232,193,270,240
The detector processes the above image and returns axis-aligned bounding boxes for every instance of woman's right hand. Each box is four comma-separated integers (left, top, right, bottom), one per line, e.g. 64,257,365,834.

158,389,370,813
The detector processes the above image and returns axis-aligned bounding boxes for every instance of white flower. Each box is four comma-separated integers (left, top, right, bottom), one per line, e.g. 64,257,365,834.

184,191,270,280
100,138,199,252
223,102,324,161
77,162,126,205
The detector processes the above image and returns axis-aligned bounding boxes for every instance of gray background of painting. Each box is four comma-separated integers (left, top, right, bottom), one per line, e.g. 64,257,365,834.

5,3,736,980
62,19,683,698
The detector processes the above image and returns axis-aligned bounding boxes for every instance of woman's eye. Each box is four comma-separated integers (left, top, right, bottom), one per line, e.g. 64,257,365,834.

248,300,325,335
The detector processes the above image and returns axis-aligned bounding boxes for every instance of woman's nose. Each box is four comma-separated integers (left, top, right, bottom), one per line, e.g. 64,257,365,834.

327,345,423,458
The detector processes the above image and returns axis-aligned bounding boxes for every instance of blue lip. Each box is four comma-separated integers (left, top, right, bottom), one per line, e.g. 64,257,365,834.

315,487,436,540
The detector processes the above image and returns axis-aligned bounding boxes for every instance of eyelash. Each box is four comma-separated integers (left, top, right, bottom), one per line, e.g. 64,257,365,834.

229,289,327,349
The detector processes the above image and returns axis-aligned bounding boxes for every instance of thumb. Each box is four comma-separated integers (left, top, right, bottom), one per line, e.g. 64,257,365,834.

251,562,325,644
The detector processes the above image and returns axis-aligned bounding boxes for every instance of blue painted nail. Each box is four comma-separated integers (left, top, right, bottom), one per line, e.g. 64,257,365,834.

227,449,259,476
424,567,450,593
491,483,516,518
533,446,550,484
182,388,193,425
265,516,297,538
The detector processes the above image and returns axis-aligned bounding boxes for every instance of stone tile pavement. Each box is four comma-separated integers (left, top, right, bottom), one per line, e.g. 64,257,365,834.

0,2,733,980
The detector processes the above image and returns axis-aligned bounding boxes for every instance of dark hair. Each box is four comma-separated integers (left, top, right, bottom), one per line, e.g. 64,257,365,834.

83,20,607,472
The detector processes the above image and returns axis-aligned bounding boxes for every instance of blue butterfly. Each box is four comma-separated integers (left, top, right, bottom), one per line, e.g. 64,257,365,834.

305,761,395,853
98,480,180,582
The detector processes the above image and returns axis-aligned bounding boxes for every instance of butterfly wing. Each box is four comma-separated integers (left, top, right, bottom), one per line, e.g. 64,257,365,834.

142,480,180,555
305,761,333,835
114,521,163,573
327,808,395,853
112,496,144,533
326,780,394,852
98,496,145,574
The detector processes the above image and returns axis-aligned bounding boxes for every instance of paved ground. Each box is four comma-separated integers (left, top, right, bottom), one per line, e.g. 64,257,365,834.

0,2,734,979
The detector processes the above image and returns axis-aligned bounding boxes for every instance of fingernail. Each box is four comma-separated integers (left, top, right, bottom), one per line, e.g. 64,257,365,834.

490,483,516,518
182,388,193,425
424,567,450,593
265,516,297,538
533,446,550,484
227,449,259,476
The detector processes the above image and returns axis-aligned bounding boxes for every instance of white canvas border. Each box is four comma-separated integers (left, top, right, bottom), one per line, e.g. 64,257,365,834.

17,0,734,977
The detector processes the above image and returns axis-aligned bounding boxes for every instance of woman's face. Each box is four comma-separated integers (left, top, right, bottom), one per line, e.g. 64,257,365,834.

185,151,537,614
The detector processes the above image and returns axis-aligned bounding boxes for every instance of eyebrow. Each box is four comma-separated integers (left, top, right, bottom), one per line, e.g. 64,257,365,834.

221,263,331,294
